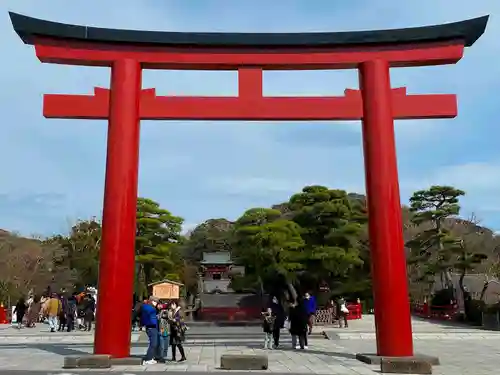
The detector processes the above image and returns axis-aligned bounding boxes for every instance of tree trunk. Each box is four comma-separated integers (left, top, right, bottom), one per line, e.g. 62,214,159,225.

143,264,153,297
257,275,264,296
287,281,298,302
435,219,454,291
480,281,490,301
459,271,466,301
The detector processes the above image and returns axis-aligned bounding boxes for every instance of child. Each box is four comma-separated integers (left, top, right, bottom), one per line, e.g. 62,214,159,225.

157,307,170,362
262,308,275,350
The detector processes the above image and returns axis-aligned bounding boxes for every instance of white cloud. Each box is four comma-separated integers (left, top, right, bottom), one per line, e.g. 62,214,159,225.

3,0,500,234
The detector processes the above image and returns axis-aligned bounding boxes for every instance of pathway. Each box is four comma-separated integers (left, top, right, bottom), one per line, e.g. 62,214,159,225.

0,317,498,374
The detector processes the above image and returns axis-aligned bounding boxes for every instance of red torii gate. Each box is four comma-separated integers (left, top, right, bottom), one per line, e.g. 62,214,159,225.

10,12,487,364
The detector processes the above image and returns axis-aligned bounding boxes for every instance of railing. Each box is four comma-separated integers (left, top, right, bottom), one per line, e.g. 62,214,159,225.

314,303,363,325
412,302,459,320
200,302,364,323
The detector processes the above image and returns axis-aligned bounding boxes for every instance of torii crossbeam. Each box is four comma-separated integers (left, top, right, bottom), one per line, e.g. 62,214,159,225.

43,83,457,120
10,11,487,366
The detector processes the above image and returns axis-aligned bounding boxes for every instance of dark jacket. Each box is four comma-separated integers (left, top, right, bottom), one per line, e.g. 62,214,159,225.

59,296,69,318
83,297,95,320
65,297,77,318
169,308,186,345
262,314,275,333
289,302,308,335
140,303,158,328
270,302,285,329
14,301,26,316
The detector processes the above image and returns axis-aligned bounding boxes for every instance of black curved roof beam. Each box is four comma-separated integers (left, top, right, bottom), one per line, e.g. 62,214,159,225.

9,12,488,49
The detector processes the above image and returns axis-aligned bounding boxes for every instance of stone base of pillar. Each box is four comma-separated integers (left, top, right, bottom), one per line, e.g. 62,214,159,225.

356,353,439,374
63,355,143,369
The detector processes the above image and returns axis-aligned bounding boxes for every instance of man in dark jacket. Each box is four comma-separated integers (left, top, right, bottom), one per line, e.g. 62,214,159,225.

141,297,160,365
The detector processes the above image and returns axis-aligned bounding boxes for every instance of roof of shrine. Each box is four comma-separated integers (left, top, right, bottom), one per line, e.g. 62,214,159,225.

10,12,488,49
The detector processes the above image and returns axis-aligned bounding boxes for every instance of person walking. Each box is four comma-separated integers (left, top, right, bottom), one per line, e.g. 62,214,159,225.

26,295,41,328
289,299,308,350
58,293,68,331
83,294,95,331
270,296,285,348
65,294,78,332
168,301,187,362
13,298,27,329
337,296,349,328
141,297,160,365
193,297,202,321
46,293,61,332
304,292,317,335
262,307,275,349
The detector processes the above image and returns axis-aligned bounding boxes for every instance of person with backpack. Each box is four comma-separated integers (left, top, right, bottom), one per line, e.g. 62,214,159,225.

157,305,170,362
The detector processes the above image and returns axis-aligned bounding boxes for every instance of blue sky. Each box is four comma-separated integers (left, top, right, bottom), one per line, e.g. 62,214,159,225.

1,0,500,236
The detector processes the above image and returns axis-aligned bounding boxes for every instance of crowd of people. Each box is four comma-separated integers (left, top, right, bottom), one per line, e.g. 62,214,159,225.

11,288,351,366
133,296,188,365
13,289,96,332
262,292,350,350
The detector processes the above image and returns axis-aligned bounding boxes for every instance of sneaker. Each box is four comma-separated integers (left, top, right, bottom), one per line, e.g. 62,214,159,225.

304,346,309,349
143,359,157,365
295,345,300,350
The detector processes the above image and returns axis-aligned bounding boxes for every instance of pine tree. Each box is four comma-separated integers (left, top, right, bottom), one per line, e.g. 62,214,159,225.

406,186,465,296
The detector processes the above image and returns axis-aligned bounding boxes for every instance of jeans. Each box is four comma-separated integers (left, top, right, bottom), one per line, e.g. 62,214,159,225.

84,318,92,331
157,334,169,359
264,332,273,349
272,328,281,347
47,316,58,331
145,327,159,361
291,333,307,349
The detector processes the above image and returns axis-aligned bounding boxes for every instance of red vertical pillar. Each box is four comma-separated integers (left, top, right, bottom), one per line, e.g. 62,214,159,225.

94,59,142,358
359,59,413,357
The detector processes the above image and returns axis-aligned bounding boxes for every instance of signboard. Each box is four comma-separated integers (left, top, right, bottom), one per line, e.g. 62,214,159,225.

152,282,180,299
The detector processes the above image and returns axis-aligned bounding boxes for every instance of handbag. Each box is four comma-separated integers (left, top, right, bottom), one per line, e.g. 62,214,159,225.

284,318,290,330
340,304,349,314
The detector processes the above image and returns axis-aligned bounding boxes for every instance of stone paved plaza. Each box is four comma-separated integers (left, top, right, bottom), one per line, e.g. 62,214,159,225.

0,316,499,374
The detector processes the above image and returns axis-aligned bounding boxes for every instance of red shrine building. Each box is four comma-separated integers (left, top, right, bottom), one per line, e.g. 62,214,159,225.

199,251,244,293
